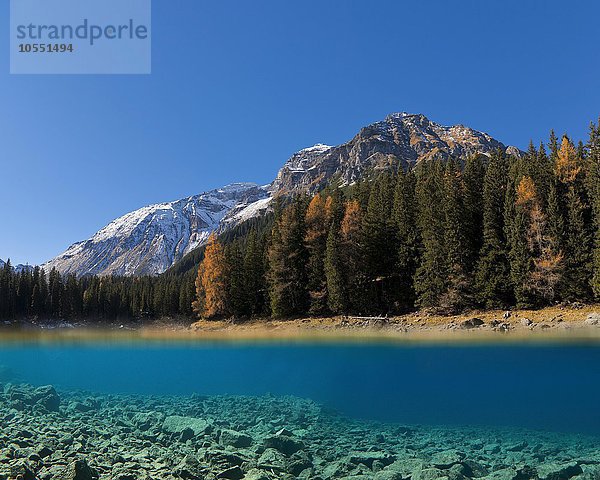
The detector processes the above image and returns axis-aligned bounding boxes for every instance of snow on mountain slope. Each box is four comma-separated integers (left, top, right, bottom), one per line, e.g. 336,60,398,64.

42,183,270,277
42,112,519,277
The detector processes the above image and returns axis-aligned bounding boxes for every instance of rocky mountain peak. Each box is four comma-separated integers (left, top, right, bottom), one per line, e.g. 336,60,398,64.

272,112,513,195
42,112,520,277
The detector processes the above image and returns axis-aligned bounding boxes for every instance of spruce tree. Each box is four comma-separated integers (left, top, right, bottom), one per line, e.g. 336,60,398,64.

462,155,486,272
267,198,308,317
588,120,600,298
226,241,248,317
476,150,512,308
243,229,267,316
340,199,365,313
505,163,535,307
414,160,447,309
392,169,419,309
324,222,346,314
304,193,328,314
556,136,593,301
361,174,397,312
441,159,473,312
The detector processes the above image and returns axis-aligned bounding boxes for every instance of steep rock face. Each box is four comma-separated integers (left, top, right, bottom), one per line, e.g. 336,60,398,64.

271,112,511,194
42,184,270,277
42,112,518,277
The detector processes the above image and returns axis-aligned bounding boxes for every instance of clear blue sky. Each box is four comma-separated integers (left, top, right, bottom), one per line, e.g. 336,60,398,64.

1,0,599,265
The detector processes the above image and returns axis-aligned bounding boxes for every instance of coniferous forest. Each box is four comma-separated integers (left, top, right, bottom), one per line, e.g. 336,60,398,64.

2,124,600,323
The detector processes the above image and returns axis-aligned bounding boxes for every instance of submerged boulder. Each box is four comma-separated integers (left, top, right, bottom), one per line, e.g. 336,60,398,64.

219,429,253,448
174,455,207,479
162,415,211,436
537,462,583,480
349,451,395,468
263,433,305,456
34,385,61,411
216,466,244,480
5,384,60,412
57,460,97,480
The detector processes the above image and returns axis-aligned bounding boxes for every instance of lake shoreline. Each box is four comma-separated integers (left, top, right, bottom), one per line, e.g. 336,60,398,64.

1,305,600,344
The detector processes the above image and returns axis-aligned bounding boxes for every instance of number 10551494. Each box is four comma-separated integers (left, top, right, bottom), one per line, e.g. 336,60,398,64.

18,44,74,53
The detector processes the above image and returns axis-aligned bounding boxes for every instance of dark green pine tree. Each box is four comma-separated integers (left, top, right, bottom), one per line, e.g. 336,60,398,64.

548,130,559,159
243,229,267,316
360,173,398,313
304,193,328,314
62,274,82,319
556,136,593,301
505,164,534,308
392,168,419,310
267,197,309,317
475,150,512,308
414,160,447,309
441,159,474,312
588,120,600,298
532,143,554,208
324,222,346,314
47,267,63,319
546,177,565,256
178,273,196,317
462,155,486,272
0,260,16,319
31,268,45,317
226,241,247,317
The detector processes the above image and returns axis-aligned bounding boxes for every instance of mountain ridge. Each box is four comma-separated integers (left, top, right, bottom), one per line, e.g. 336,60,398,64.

42,112,519,277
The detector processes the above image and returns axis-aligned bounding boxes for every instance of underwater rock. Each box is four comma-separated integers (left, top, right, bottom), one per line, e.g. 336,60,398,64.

174,454,206,479
514,465,538,480
56,459,97,480
216,465,244,480
219,429,253,448
1,460,37,480
482,467,519,480
537,462,583,480
242,469,270,480
431,450,464,468
348,451,395,468
257,448,287,472
33,385,61,412
506,441,528,452
1,382,598,480
372,471,404,480
412,466,451,480
36,445,53,458
5,384,61,412
162,415,212,436
263,433,305,456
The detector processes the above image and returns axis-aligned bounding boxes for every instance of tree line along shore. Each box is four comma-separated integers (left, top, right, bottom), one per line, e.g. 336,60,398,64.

1,123,600,325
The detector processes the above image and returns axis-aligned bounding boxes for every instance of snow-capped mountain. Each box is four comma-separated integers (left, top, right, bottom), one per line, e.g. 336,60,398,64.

272,112,517,194
0,259,34,273
43,112,518,277
42,183,270,277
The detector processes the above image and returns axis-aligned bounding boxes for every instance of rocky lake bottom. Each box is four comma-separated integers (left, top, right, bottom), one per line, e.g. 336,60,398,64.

1,382,599,480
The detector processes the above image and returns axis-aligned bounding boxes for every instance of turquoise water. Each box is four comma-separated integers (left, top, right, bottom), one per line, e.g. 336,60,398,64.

1,340,599,434
2,336,600,479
